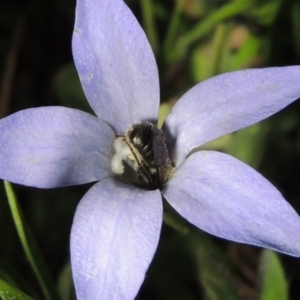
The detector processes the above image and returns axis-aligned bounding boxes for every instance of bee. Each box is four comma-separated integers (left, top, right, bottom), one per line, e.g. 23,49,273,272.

111,122,175,190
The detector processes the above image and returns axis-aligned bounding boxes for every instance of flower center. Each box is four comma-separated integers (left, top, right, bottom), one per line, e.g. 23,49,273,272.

111,122,175,190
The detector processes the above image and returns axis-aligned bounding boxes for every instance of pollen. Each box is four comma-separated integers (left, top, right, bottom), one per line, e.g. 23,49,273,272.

113,137,131,159
111,154,124,174
111,137,131,175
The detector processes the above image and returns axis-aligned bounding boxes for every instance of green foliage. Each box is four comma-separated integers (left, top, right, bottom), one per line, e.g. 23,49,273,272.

0,278,35,300
53,64,92,114
4,182,61,300
1,0,300,299
259,250,288,300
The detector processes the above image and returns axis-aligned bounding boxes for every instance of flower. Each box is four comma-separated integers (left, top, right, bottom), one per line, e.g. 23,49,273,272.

1,0,300,299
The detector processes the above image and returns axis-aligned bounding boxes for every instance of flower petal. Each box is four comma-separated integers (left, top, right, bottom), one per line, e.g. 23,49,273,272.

162,151,300,256
164,66,300,166
71,178,162,300
73,0,160,133
0,107,114,188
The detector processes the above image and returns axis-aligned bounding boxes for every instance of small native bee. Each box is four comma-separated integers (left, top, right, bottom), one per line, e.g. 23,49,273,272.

111,122,175,189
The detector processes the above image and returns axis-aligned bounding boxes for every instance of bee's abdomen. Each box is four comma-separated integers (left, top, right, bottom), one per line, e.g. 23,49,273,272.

127,123,155,164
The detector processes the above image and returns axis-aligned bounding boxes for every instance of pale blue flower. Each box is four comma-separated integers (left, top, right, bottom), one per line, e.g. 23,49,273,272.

1,0,300,299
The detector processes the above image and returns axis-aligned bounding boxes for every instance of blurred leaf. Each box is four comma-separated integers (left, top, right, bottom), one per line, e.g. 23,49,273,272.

0,261,40,300
158,102,172,128
53,64,92,114
291,0,300,57
259,249,288,300
173,0,253,62
57,262,73,300
0,265,17,288
226,122,268,168
199,250,240,300
140,0,158,53
163,0,184,61
209,23,232,75
193,134,233,154
191,23,231,81
181,0,207,19
226,29,262,70
143,231,202,299
163,200,190,234
191,23,265,84
163,202,248,300
196,240,243,300
0,277,35,300
4,181,61,300
245,0,281,26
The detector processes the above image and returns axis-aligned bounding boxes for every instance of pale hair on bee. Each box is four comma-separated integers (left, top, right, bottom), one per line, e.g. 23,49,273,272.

111,122,175,190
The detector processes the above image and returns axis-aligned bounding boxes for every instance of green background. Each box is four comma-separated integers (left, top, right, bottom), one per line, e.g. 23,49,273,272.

1,0,300,299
